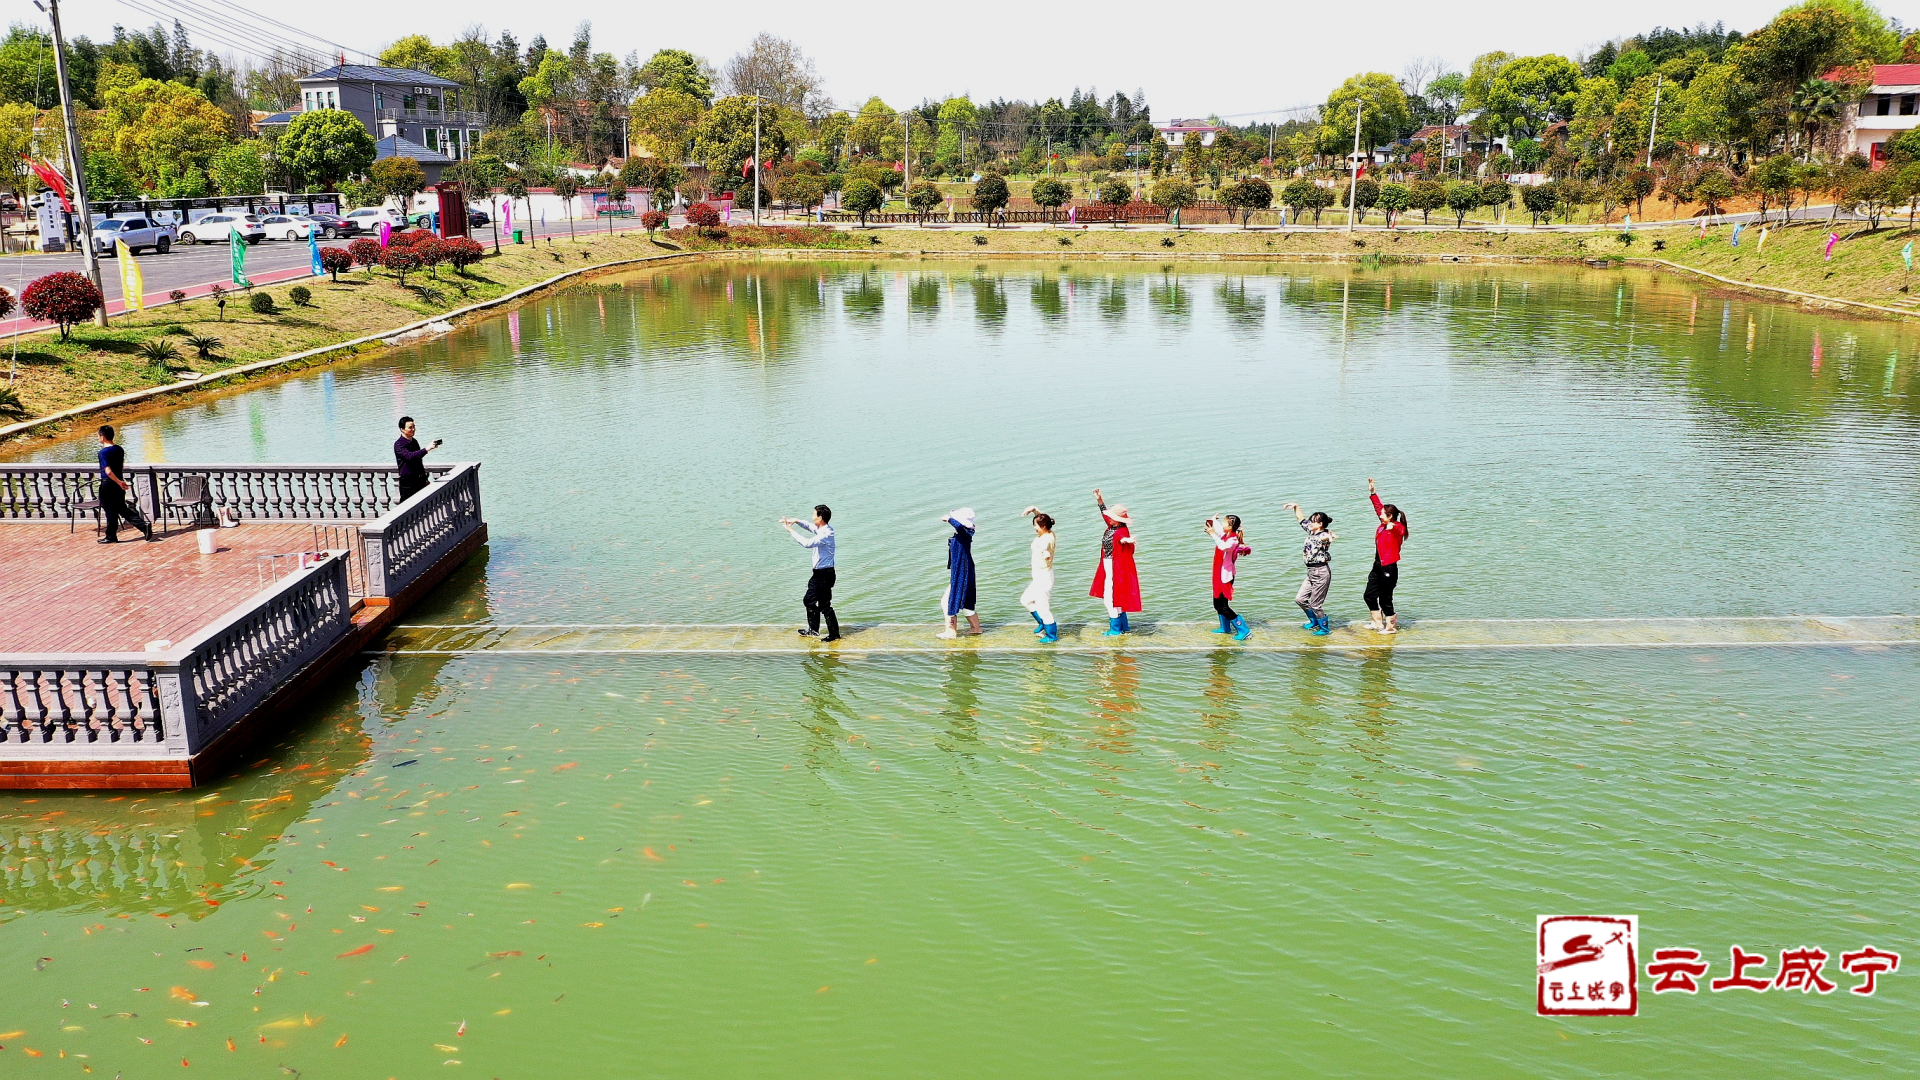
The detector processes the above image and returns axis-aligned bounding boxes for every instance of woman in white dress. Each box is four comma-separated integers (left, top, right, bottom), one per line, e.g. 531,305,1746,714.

1020,507,1058,644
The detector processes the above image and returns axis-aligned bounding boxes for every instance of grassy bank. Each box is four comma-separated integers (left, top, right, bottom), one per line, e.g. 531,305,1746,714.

4,217,1912,441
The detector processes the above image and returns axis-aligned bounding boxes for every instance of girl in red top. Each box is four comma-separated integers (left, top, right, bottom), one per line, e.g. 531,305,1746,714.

1365,478,1410,634
1207,515,1252,640
1089,487,1141,636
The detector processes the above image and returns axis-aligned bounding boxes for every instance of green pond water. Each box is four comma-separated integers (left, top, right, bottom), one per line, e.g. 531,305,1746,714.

6,260,1920,1076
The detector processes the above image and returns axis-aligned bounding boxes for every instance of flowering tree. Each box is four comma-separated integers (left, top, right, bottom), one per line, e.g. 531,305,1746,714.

22,272,103,339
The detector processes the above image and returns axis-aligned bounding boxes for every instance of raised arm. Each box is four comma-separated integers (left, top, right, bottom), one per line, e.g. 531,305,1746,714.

1283,502,1305,523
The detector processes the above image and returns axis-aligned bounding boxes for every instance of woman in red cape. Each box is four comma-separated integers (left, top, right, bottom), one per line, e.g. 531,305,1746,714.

1089,487,1141,635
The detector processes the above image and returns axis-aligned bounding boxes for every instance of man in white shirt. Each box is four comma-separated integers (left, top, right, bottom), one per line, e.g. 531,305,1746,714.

781,504,839,642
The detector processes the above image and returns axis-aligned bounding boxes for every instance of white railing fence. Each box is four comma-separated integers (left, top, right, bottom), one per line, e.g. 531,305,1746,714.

0,463,459,528
363,462,484,598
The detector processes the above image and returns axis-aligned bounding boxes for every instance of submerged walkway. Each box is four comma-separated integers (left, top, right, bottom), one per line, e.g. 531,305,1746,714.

376,615,1920,655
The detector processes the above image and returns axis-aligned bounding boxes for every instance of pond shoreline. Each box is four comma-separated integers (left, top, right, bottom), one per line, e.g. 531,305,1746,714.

4,242,1909,449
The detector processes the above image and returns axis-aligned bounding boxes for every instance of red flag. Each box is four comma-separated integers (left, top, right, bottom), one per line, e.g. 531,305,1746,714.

25,157,70,211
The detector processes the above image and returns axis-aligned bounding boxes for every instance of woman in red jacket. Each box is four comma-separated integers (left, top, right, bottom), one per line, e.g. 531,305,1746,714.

1365,478,1410,634
1090,487,1141,636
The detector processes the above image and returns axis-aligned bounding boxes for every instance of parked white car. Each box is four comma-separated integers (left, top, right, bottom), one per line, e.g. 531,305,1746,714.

343,207,407,231
178,213,266,245
260,214,313,241
90,216,175,255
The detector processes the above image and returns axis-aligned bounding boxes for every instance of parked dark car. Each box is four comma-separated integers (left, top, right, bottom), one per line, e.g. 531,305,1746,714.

291,212,361,239
408,210,492,231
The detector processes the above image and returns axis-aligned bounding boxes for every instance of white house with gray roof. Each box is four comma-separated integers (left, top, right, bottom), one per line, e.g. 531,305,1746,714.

260,65,484,183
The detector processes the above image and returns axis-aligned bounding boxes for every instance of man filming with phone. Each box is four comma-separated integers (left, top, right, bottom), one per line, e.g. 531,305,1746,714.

394,416,442,503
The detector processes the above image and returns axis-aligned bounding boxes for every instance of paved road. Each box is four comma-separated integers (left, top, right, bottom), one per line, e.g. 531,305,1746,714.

0,214,656,336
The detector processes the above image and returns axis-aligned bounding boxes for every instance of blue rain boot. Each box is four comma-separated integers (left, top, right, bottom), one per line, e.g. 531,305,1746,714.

1117,612,1131,633
1103,617,1124,637
1212,613,1231,634
1301,613,1316,630
1041,622,1059,644
1031,610,1046,635
1231,616,1251,641
1310,615,1331,636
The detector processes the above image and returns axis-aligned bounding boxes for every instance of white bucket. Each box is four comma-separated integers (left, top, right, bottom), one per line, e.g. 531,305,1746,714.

197,529,217,554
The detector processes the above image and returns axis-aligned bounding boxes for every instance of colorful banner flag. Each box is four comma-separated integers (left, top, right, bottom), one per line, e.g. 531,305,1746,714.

1825,232,1839,260
1904,242,1913,272
1757,227,1768,252
503,199,512,239
1622,215,1631,231
1731,223,1744,246
230,231,250,287
309,229,323,277
116,239,143,312
1699,218,1708,238
378,221,392,248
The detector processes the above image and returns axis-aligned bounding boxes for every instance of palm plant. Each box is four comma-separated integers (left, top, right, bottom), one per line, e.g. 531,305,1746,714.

1789,79,1844,160
185,333,223,360
138,338,183,367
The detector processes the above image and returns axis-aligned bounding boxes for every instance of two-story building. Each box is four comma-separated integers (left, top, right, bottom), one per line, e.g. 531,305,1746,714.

261,65,485,183
1835,63,1920,165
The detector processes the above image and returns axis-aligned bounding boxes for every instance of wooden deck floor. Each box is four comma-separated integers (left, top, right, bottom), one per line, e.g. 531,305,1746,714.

0,522,336,653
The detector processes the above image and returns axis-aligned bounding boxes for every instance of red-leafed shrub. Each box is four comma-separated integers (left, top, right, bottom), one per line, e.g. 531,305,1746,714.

441,236,485,272
413,237,449,276
318,247,353,281
22,272,103,340
348,238,382,269
641,210,668,234
685,202,721,229
380,246,423,285
389,228,434,249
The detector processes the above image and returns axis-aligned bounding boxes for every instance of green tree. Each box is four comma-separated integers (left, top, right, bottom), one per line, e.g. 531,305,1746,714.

1893,161,1920,227
1479,180,1512,223
1521,181,1558,225
636,49,714,105
0,27,58,108
1848,166,1896,227
1484,54,1581,139
848,96,896,158
279,110,376,190
208,141,269,196
371,156,428,217
1348,177,1379,225
1376,181,1411,226
841,176,882,226
380,34,454,75
776,172,827,214
551,173,580,239
905,180,943,222
1317,72,1411,160
693,95,794,180
1222,176,1273,227
971,174,1010,224
1408,179,1447,224
1748,155,1796,222
630,89,704,168
1445,180,1480,226
1151,176,1198,227
1568,76,1620,157
99,78,231,193
1691,166,1736,218
1622,168,1655,218
1097,176,1132,208
935,96,978,164
1031,176,1071,219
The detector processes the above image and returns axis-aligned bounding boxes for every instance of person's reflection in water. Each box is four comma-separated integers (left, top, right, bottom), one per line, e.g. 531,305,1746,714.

798,652,858,778
1085,653,1141,768
1199,649,1244,761
1016,650,1070,754
935,653,984,764
1349,648,1400,769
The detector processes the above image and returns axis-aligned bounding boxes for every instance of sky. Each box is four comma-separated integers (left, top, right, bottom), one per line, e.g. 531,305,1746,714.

58,0,1801,120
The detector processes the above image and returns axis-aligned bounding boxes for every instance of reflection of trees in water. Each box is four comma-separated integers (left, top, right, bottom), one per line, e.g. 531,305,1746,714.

1030,275,1066,323
969,274,1008,329
1149,274,1192,323
1215,277,1266,333
842,271,886,320
1097,276,1128,323
908,273,942,319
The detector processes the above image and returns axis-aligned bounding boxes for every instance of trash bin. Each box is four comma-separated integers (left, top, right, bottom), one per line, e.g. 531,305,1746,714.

513,229,525,244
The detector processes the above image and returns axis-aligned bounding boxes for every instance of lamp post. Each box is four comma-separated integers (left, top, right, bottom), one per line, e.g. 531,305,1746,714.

752,93,761,227
1345,100,1362,235
38,0,105,325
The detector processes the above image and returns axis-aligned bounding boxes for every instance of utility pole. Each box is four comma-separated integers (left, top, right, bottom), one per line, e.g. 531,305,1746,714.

752,94,761,227
1645,74,1664,169
903,113,911,197
1346,100,1362,235
40,0,105,325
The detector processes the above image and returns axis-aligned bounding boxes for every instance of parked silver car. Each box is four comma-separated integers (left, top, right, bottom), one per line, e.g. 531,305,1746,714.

90,216,176,255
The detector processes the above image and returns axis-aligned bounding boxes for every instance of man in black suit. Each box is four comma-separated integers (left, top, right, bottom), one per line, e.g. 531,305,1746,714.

394,416,441,503
96,424,153,543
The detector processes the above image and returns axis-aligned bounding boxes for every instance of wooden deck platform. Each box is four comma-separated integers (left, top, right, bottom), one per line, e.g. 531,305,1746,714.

1,462,487,789
0,522,337,653
376,615,1920,655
